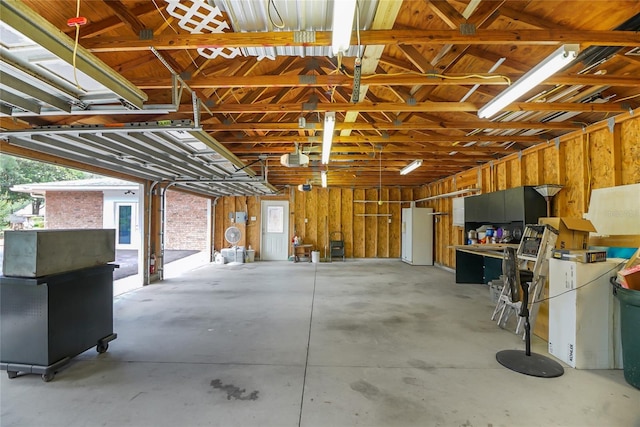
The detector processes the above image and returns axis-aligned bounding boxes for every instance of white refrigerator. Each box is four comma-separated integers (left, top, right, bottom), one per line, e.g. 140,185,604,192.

401,206,433,265
548,258,624,369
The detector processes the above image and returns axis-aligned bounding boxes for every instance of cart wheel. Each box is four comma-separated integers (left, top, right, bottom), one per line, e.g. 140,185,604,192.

96,342,109,354
41,372,54,382
7,371,18,379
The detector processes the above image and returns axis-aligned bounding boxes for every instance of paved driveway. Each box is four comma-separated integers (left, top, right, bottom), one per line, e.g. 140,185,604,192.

114,250,198,280
0,242,197,280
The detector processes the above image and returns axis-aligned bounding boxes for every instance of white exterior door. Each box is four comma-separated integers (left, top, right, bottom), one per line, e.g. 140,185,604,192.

115,202,138,249
260,200,289,260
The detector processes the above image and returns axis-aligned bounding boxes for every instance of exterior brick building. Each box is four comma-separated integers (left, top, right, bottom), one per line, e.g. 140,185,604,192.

11,178,209,252
165,190,209,251
45,191,103,229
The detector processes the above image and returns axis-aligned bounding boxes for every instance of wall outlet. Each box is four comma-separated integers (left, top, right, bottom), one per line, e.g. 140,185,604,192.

250,216,256,221
304,218,308,223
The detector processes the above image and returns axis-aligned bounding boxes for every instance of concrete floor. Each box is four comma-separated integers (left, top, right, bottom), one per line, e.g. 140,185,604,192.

1,260,638,427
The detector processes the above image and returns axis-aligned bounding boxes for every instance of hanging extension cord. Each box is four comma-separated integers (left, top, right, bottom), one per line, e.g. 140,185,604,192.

351,57,362,103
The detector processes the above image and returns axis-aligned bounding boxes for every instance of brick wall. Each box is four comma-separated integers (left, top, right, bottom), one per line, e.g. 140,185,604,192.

45,191,103,229
43,190,208,251
164,190,209,251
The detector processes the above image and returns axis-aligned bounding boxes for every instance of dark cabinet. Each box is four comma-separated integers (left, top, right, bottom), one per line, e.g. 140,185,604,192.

487,191,505,222
464,195,484,222
503,186,547,223
457,186,546,284
464,186,545,228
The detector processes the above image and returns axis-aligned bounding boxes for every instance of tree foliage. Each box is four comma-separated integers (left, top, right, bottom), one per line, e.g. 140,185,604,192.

0,155,87,227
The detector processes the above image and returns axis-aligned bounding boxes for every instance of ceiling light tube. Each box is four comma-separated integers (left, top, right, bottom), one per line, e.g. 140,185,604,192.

321,171,328,188
331,0,358,55
322,112,336,164
400,159,422,175
478,44,579,119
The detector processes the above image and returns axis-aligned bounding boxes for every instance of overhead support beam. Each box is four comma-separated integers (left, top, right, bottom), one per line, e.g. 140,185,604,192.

63,2,159,38
82,29,640,52
202,101,628,114
231,145,511,154
103,0,149,36
426,0,466,29
218,134,542,144
204,120,580,131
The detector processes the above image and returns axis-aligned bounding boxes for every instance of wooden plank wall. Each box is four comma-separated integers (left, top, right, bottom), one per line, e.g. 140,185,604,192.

420,110,640,340
213,187,422,260
213,110,639,263
423,110,640,271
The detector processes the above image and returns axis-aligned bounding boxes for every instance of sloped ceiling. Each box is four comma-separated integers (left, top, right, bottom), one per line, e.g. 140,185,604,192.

1,0,639,193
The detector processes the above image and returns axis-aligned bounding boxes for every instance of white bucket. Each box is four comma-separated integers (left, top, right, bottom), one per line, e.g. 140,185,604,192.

311,251,320,263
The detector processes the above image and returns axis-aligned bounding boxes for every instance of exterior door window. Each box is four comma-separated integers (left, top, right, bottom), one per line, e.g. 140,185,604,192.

118,205,132,244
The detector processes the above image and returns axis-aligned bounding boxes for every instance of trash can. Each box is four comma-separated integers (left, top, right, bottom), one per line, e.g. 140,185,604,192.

246,249,255,263
615,286,640,389
311,251,320,263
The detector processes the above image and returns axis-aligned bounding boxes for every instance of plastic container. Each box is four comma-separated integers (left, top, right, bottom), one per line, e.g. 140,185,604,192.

311,251,320,263
615,286,640,389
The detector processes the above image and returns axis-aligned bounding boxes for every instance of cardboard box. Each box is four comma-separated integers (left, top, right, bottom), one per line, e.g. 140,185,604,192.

618,264,640,290
552,249,607,263
539,217,596,250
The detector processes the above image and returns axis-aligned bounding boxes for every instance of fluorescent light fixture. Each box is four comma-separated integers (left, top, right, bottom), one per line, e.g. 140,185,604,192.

321,171,328,188
478,44,579,119
331,0,357,55
322,112,336,164
400,159,422,175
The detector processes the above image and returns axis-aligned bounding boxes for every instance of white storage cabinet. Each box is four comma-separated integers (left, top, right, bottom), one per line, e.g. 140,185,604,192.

401,206,433,266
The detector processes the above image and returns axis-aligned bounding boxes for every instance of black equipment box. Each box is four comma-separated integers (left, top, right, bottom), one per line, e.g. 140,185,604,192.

0,264,117,381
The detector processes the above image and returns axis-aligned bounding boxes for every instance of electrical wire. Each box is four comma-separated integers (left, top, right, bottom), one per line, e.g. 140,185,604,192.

152,0,199,69
152,0,178,34
614,92,640,103
71,0,82,90
267,0,285,29
355,0,362,59
338,67,512,85
532,260,627,304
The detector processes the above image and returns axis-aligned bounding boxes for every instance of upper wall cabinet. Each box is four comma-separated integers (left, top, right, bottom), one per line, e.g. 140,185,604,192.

464,186,546,225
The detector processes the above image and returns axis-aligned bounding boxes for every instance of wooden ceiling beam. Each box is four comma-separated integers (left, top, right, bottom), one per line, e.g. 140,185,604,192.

426,0,466,29
218,134,541,144
82,29,640,52
102,0,148,36
498,4,566,30
230,144,507,155
204,119,578,131
197,101,627,114
378,55,418,73
63,2,159,38
133,73,640,89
